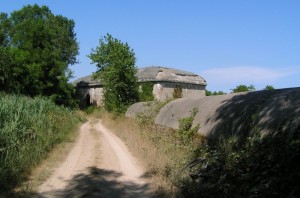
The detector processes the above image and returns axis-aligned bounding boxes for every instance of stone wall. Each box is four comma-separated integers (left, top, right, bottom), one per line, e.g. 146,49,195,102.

153,82,205,101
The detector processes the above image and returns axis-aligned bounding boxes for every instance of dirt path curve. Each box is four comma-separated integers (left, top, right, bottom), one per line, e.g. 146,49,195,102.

38,119,153,197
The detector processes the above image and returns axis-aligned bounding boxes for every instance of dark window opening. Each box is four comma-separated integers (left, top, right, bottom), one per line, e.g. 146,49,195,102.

85,93,91,107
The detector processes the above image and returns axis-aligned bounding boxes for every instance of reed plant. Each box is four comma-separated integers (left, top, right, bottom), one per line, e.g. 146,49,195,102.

0,93,81,191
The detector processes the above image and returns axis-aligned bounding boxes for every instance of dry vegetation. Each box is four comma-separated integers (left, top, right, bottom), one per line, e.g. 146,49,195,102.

98,109,202,197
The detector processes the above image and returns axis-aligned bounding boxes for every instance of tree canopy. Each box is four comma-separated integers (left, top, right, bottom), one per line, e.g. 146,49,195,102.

263,85,275,90
88,34,138,113
206,90,226,96
231,84,256,93
0,4,79,106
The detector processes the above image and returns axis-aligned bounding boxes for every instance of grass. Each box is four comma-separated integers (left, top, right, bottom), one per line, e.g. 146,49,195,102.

13,134,79,196
0,93,83,193
98,106,204,197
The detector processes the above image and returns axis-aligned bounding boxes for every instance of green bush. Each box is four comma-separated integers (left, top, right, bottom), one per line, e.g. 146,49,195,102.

183,130,300,197
0,93,81,190
176,108,200,144
138,82,154,102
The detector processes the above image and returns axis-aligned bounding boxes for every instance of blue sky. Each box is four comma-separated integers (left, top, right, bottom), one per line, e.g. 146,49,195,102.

1,0,299,92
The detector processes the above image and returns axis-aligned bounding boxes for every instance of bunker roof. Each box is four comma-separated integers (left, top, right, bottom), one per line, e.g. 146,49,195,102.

137,66,206,85
74,66,207,87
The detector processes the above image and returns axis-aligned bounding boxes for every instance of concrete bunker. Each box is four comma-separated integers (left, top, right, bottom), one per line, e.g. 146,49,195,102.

74,66,207,108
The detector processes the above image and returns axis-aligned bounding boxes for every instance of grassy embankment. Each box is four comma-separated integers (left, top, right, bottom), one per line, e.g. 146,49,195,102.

0,93,84,194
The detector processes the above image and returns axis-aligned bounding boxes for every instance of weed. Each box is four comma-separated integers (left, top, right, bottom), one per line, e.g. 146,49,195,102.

176,108,200,144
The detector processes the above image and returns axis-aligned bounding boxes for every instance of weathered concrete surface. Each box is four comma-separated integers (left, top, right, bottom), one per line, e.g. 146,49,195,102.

125,102,156,118
127,87,300,138
137,66,206,85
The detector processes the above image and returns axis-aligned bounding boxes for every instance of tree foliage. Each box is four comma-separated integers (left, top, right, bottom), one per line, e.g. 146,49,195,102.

88,34,138,113
231,84,256,93
0,4,79,107
138,82,154,102
263,85,275,90
206,90,226,96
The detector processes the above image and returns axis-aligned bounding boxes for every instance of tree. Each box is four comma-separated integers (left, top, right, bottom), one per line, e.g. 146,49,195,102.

206,90,226,96
231,84,256,93
88,34,138,113
138,82,154,102
263,85,275,90
0,4,79,106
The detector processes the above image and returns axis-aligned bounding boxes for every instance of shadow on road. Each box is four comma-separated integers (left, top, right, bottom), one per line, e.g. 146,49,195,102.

10,167,156,198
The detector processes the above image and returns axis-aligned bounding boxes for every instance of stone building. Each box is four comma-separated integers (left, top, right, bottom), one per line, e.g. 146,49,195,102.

74,66,207,108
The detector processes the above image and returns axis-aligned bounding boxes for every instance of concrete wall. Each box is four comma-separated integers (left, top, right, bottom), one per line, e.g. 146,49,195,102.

153,82,205,101
76,86,103,108
76,81,205,108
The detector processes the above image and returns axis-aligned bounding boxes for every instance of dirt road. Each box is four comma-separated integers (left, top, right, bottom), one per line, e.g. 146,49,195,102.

38,119,153,197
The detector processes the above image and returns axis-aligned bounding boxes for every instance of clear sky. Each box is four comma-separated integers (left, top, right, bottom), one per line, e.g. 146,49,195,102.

1,0,299,92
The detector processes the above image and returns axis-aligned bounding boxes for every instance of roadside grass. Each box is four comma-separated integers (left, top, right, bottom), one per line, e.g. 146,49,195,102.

14,131,79,196
99,105,204,197
0,93,84,194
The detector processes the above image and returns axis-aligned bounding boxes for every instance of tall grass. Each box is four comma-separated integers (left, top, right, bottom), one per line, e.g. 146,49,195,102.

0,93,81,190
99,108,203,197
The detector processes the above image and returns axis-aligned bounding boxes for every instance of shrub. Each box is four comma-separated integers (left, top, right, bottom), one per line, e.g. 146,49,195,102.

176,108,200,144
184,130,300,197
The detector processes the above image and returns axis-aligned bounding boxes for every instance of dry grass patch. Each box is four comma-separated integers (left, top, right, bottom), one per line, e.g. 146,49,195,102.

100,111,196,197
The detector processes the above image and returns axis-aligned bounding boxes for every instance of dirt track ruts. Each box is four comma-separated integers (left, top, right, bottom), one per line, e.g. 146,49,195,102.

38,119,152,197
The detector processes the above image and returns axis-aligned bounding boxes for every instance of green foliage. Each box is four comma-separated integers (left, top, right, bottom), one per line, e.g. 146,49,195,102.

0,4,79,107
0,93,81,190
88,34,138,113
231,84,256,93
263,85,275,90
184,130,300,197
206,90,226,96
138,82,154,102
85,105,97,114
177,108,200,144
